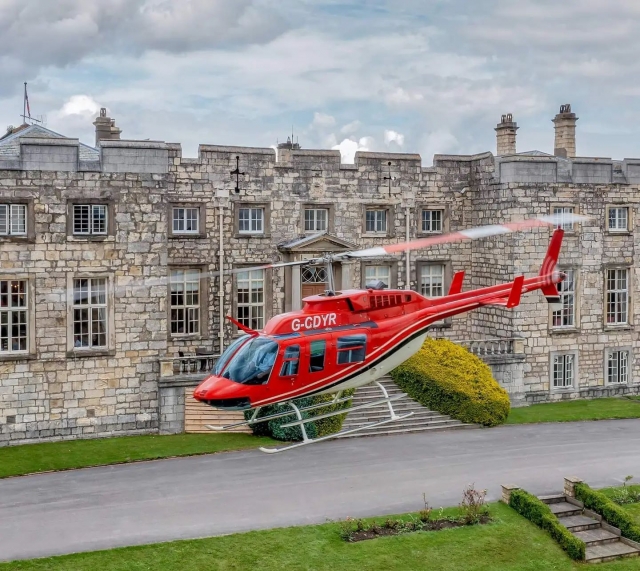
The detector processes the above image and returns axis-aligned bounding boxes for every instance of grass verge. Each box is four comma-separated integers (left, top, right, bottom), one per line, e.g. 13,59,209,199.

0,433,277,479
3,503,640,571
506,397,640,424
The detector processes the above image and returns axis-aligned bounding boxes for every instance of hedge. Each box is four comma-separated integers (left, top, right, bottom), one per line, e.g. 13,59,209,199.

390,338,510,427
574,483,640,543
246,390,355,441
509,489,585,561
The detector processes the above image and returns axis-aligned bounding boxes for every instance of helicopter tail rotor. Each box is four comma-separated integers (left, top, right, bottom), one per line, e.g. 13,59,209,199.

539,228,565,309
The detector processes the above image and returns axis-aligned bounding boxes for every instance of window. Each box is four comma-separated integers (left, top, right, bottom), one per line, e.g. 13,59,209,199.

236,269,265,330
309,340,326,372
73,204,107,235
280,345,300,376
552,269,575,328
365,265,391,288
172,207,199,234
337,335,367,364
607,350,629,384
0,280,28,353
553,206,575,231
170,269,200,336
239,207,264,234
606,268,629,325
421,209,443,233
72,278,107,349
304,208,328,232
221,337,278,385
365,209,387,233
420,264,445,297
552,353,575,388
0,204,27,236
608,207,629,232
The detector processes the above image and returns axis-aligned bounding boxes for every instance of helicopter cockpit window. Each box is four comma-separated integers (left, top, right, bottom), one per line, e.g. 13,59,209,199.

280,345,300,376
309,340,326,372
213,334,249,376
337,334,367,364
222,337,279,385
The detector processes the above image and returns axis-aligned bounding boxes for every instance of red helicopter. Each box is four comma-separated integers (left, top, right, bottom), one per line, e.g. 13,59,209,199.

194,213,586,453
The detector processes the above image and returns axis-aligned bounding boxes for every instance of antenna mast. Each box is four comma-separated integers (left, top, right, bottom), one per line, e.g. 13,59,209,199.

21,83,42,126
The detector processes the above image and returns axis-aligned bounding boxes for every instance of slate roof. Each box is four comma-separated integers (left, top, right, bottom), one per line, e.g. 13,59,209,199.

0,124,99,161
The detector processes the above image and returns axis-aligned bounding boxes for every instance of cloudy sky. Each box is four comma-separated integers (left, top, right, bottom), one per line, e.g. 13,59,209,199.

1,0,639,163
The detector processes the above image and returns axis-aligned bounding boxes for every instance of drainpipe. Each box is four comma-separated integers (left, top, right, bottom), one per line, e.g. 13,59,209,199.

218,204,225,353
405,206,411,290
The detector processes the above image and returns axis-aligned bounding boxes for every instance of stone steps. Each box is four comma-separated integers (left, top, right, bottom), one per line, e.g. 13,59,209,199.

337,376,477,438
539,492,640,564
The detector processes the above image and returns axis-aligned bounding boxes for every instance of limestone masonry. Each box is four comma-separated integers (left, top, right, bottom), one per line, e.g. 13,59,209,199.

1,104,639,445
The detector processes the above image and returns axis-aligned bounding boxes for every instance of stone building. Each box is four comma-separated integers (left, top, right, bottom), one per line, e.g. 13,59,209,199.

1,104,639,445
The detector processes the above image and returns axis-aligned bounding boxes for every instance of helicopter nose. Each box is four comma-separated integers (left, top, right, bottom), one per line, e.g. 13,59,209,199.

193,376,252,410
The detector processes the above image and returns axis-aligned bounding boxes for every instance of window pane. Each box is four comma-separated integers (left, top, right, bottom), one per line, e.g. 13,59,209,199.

10,204,26,235
1,283,29,353
0,205,7,235
74,205,90,234
365,265,391,288
337,334,367,364
420,265,445,297
280,345,300,376
422,210,442,233
553,206,574,231
309,340,326,372
170,269,201,335
606,268,629,324
236,269,265,329
552,269,575,327
92,205,107,234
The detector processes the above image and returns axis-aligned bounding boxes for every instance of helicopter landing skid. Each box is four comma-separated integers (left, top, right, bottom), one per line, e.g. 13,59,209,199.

258,381,414,454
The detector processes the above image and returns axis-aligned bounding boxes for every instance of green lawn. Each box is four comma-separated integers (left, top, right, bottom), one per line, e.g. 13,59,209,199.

0,433,277,479
506,397,640,424
3,502,640,571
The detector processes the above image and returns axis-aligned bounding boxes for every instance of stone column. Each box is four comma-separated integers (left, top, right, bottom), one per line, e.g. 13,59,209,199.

495,114,518,155
564,476,583,498
553,104,578,158
292,264,302,310
501,484,520,504
341,261,355,290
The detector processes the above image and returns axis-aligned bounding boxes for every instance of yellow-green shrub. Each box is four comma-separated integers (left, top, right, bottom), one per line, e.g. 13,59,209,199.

390,338,510,426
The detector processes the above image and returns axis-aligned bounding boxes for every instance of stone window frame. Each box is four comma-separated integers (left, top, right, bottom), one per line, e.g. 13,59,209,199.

66,198,116,242
166,264,210,341
301,203,335,234
360,260,399,289
0,273,36,361
168,202,207,239
550,204,579,235
605,204,633,235
66,272,116,358
231,263,273,334
603,264,633,331
549,266,580,334
416,204,449,237
0,197,35,244
549,349,578,392
604,346,633,386
233,201,271,238
415,259,453,327
362,204,395,238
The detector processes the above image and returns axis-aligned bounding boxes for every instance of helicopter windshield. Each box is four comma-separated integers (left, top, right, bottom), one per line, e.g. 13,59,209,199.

213,334,250,376
221,337,279,385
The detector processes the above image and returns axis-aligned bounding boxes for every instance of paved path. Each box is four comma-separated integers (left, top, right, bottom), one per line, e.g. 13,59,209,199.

2,420,640,562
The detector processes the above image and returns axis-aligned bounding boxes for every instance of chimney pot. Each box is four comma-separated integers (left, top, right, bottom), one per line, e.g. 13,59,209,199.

553,104,578,158
495,113,518,155
93,108,122,147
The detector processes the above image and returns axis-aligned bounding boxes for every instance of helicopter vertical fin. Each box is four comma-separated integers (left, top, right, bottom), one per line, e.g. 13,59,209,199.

448,271,465,295
539,228,564,306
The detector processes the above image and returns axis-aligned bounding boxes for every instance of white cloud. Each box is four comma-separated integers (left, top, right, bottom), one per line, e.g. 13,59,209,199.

384,129,405,147
340,120,361,135
420,129,459,164
332,136,372,163
59,95,101,118
311,112,336,128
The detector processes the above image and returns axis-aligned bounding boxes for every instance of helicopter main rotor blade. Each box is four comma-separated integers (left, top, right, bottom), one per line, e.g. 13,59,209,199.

340,213,590,259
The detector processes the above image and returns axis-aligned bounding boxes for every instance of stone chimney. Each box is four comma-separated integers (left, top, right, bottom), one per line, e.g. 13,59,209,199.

495,113,518,155
553,104,578,158
93,108,122,147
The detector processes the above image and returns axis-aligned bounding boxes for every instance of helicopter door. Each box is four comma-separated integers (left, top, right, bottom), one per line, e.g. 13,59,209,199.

334,332,367,366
